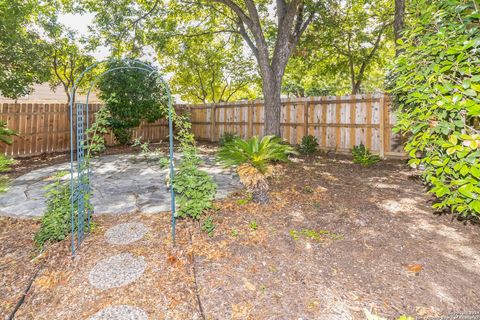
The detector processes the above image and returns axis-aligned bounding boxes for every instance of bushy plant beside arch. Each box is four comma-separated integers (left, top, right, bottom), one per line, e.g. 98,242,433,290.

389,0,480,217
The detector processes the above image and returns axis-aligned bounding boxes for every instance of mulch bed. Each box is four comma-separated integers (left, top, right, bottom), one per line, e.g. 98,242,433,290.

1,150,480,319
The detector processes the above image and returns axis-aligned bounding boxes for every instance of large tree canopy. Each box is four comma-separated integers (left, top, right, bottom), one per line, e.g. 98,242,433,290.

160,33,259,103
79,0,328,136
283,0,394,96
45,22,96,102
0,0,52,99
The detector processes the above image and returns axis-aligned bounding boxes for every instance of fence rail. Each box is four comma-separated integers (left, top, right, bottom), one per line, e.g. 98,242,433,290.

0,94,405,158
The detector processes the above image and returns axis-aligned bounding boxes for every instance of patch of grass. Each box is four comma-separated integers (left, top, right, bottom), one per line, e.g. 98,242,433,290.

231,228,239,237
249,220,258,231
289,228,343,242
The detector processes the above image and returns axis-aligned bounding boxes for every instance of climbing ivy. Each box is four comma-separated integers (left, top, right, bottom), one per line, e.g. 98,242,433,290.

389,0,480,217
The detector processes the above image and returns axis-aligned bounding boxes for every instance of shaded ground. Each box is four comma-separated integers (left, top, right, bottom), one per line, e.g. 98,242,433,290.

2,152,480,319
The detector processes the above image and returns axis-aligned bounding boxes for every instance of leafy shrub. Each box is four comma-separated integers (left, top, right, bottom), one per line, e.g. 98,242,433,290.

0,121,16,192
299,135,318,154
86,107,111,155
173,115,217,220
389,0,480,217
217,135,297,173
34,172,89,248
351,143,380,167
0,120,17,145
97,60,168,144
219,132,238,146
158,156,169,168
0,155,14,193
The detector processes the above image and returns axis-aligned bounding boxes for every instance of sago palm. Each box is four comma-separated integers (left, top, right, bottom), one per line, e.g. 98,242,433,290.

216,135,297,173
217,135,297,202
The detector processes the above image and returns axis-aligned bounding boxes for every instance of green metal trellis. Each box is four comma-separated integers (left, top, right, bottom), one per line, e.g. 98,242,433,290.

69,59,176,256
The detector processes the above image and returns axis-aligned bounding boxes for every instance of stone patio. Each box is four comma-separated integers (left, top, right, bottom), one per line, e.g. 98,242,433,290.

0,153,241,218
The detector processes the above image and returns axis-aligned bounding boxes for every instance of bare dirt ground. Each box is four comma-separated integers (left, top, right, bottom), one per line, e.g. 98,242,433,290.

2,150,480,320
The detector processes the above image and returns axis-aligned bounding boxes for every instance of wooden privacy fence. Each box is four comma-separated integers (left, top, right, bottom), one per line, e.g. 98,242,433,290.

0,94,404,158
0,103,169,157
180,93,404,158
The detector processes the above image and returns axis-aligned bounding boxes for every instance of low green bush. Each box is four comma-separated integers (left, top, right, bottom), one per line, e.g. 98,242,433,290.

0,120,17,145
351,144,380,167
299,135,318,154
219,132,238,146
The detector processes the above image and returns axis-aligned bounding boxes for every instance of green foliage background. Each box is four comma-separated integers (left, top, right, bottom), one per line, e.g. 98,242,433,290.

390,0,480,217
97,60,169,144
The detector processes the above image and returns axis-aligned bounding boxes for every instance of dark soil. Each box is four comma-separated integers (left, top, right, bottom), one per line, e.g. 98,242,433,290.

1,150,480,319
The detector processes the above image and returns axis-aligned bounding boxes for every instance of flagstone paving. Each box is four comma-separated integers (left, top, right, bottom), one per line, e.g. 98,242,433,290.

0,153,241,218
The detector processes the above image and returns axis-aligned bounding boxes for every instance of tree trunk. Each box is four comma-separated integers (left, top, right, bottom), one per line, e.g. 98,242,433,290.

394,0,406,56
262,70,282,137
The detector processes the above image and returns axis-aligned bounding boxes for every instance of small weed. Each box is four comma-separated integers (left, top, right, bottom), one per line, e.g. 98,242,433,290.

249,220,258,230
201,216,216,237
290,228,343,242
303,186,314,194
268,265,278,273
236,192,253,205
231,228,239,237
312,202,322,210
259,284,267,294
132,137,143,147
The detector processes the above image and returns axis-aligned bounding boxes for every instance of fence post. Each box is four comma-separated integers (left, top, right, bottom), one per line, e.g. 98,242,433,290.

304,98,309,137
378,94,387,159
210,104,216,142
248,100,254,137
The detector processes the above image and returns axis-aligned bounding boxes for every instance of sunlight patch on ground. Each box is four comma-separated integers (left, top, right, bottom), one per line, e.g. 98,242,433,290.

378,197,427,214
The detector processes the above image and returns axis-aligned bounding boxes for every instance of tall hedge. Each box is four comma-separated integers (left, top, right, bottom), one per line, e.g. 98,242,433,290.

390,0,480,217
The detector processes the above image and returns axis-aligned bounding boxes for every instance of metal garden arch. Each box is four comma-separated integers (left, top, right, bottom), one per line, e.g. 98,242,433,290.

69,59,176,256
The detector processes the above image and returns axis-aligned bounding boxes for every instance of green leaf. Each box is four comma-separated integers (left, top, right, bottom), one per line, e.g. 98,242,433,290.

471,166,480,178
470,200,480,213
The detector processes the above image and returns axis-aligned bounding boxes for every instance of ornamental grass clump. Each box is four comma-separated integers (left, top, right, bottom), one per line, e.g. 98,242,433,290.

217,135,297,202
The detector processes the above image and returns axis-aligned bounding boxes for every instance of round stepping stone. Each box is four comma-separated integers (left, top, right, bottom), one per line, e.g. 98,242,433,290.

89,253,146,290
90,305,148,320
106,223,148,245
